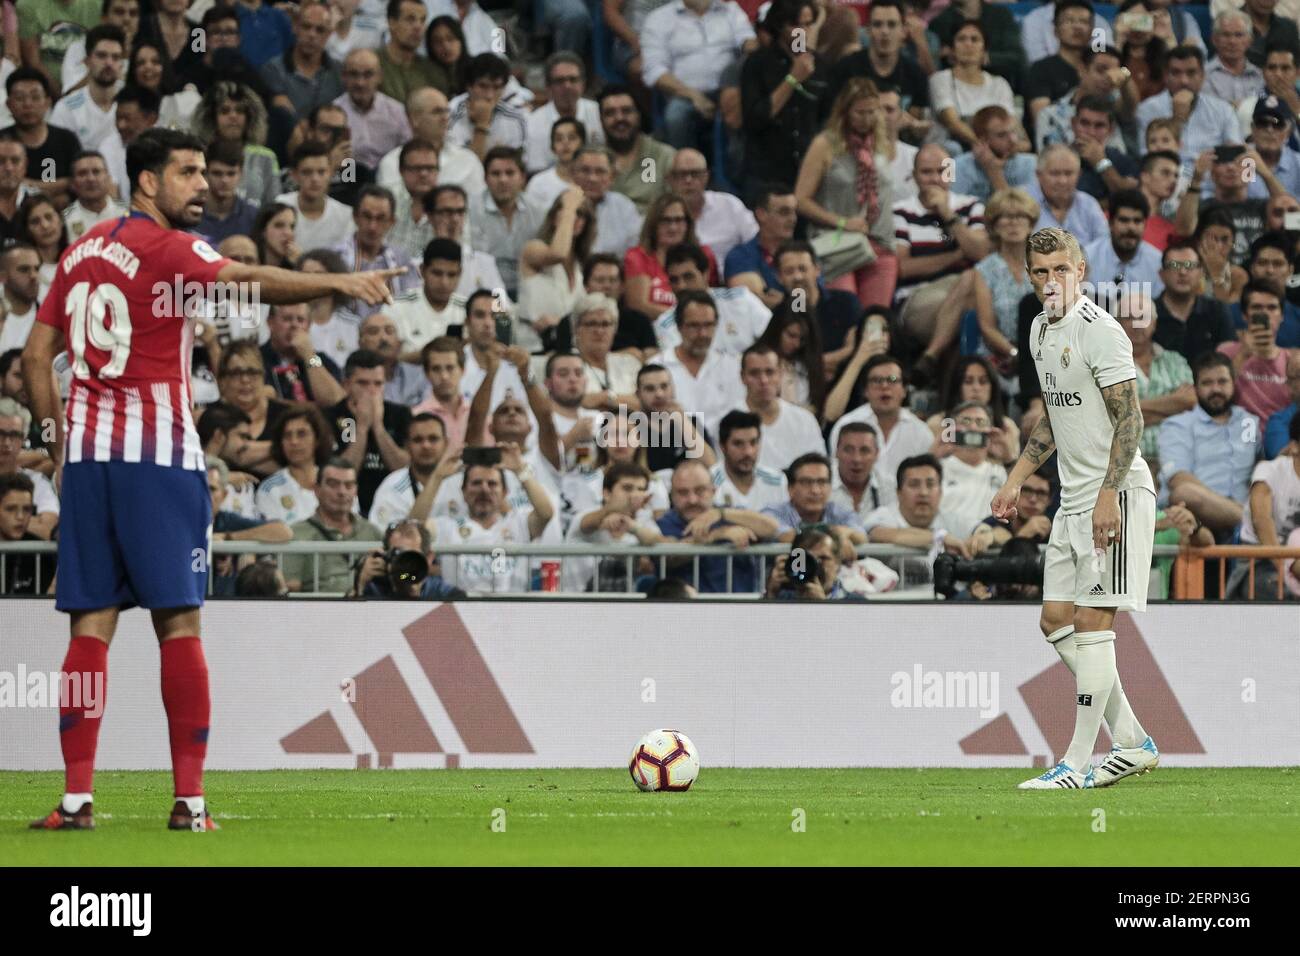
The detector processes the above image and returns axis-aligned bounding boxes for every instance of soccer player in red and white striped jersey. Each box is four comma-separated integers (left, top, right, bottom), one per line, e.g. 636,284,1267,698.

21,128,405,831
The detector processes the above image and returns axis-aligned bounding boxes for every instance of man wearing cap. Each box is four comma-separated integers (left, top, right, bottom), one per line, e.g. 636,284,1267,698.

1243,95,1300,200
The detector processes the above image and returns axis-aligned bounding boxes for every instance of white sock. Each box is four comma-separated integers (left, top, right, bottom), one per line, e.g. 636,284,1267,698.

62,792,92,813
178,795,205,815
1047,626,1145,750
1063,631,1117,771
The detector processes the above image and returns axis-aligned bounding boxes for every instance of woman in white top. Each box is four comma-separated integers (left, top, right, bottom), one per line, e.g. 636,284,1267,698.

524,117,587,213
517,186,595,352
16,195,67,301
929,20,1018,151
299,250,361,370
255,404,354,524
129,39,201,131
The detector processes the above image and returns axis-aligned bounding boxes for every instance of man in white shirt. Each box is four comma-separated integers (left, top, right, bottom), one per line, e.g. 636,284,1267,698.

571,145,642,257
368,411,449,530
62,150,127,240
655,242,771,356
61,0,140,94
544,352,605,470
390,238,467,363
934,400,1009,540
377,86,485,197
525,53,604,173
458,290,530,430
276,141,357,252
863,453,975,590
49,25,126,151
0,245,41,355
660,290,746,427
640,0,757,148
828,354,936,508
710,409,788,511
667,148,757,263
448,54,529,160
713,344,824,472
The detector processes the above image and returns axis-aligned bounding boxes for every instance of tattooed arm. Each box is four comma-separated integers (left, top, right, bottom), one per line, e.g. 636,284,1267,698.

1091,378,1144,548
1100,378,1144,491
991,409,1054,520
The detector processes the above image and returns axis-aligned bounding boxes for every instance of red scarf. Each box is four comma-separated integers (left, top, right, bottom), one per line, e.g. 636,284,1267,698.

846,131,880,226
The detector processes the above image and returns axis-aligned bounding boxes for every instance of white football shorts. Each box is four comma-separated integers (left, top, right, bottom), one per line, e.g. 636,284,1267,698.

1042,488,1155,612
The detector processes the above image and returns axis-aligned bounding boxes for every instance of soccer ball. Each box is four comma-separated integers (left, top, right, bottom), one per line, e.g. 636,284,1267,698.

629,729,700,792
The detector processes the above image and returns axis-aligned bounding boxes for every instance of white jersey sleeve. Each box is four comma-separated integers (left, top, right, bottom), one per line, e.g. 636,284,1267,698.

1085,312,1140,390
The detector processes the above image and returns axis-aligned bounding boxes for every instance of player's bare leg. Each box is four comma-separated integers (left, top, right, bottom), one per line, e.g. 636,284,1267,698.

30,609,120,830
154,608,218,831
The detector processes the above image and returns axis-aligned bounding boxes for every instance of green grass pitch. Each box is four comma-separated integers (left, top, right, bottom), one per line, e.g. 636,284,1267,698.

2,768,1297,866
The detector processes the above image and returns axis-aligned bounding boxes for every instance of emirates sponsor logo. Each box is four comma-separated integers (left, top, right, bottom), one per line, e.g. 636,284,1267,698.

281,605,533,767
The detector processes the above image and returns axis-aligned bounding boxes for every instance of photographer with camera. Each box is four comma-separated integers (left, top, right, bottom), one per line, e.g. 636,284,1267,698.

766,527,856,601
352,518,467,599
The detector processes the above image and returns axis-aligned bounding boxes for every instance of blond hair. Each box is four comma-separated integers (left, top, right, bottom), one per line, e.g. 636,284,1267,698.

1025,227,1083,268
825,77,880,156
984,188,1041,243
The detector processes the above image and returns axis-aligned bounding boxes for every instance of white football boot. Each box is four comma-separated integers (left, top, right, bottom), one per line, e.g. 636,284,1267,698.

1084,737,1159,788
1018,761,1088,790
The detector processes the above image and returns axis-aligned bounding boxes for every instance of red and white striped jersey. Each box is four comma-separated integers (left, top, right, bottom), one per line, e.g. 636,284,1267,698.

36,213,232,471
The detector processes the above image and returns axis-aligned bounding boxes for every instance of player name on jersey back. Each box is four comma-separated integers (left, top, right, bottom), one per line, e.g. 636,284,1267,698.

1030,295,1154,514
36,214,232,471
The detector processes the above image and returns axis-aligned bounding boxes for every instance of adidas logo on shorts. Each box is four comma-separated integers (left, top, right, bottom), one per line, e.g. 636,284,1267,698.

1089,584,1106,596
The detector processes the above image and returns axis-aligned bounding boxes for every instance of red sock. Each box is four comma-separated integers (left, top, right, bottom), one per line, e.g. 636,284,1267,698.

59,636,108,794
160,637,210,798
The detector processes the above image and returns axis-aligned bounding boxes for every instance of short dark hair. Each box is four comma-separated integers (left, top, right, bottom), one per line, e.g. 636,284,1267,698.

1191,350,1234,382
1083,44,1122,65
1248,230,1294,268
422,336,465,369
409,411,447,439
1074,94,1114,125
584,252,623,279
664,242,709,273
356,183,397,217
399,138,440,170
1108,189,1149,220
897,453,941,489
344,349,386,378
787,452,832,484
603,461,651,492
596,84,639,115
0,348,23,380
1053,0,1094,25
863,353,904,389
1240,278,1283,311
835,421,878,448
201,5,240,31
483,146,525,175
1264,40,1300,65
1141,149,1181,175
196,402,252,448
635,362,669,388
321,456,358,478
84,23,127,57
1166,44,1205,68
422,237,462,268
718,410,761,445
674,289,718,322
387,0,425,19
741,342,779,371
466,52,510,85
235,559,286,597
70,149,106,171
0,470,35,501
754,186,795,211
205,138,245,168
551,116,587,145
1161,239,1200,268
116,84,161,115
647,577,694,599
5,67,50,99
126,127,209,194
774,239,817,268
290,140,332,169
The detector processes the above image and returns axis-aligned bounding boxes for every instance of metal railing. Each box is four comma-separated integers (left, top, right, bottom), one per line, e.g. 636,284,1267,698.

0,539,1216,600
1170,545,1300,601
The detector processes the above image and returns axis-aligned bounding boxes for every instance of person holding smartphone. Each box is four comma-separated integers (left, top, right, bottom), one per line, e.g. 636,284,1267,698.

1217,280,1298,421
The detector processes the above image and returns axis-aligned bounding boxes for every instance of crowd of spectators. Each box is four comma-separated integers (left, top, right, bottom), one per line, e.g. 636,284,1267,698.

0,0,1298,601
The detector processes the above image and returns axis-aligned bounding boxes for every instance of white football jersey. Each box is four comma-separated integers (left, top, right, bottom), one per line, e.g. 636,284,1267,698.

1030,295,1155,514
654,286,772,356
431,510,535,593
710,462,789,511
256,468,360,524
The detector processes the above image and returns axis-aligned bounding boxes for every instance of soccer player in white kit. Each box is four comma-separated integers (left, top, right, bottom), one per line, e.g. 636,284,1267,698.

991,227,1161,790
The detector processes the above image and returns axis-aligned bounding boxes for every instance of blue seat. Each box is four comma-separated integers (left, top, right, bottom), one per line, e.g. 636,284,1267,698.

1185,4,1213,42
1094,3,1117,24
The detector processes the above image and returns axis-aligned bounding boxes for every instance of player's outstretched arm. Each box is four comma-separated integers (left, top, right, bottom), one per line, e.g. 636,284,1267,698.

216,263,410,307
20,323,66,469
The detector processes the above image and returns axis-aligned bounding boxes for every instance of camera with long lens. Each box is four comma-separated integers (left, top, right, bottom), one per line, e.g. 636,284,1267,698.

386,549,430,593
933,547,1044,599
787,547,822,589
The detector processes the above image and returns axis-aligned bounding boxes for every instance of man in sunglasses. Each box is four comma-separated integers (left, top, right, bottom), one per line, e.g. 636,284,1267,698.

1242,95,1300,199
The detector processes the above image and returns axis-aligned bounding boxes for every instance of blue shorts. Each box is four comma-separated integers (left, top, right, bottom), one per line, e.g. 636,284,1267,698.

56,461,212,612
